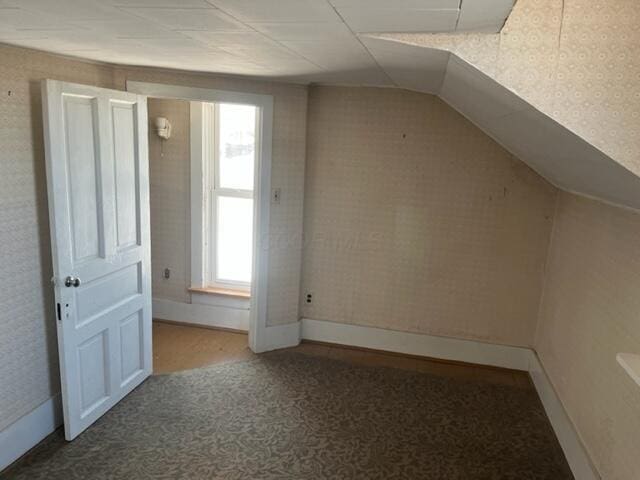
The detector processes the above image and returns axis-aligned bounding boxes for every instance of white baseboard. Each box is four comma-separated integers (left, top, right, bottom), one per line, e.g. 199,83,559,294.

300,318,532,370
153,297,249,331
301,317,600,480
0,394,62,472
529,354,600,480
257,322,301,353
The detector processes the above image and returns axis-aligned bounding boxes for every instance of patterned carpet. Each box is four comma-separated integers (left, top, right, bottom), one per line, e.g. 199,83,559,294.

3,351,573,480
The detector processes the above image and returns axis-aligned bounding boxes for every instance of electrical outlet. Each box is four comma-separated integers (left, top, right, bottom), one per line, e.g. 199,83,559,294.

272,188,281,204
164,268,171,279
305,293,312,304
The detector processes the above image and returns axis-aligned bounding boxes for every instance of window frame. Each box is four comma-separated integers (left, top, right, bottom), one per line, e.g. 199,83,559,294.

201,102,258,291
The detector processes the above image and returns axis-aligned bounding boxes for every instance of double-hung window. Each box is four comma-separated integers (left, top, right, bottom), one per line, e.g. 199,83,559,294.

201,102,257,291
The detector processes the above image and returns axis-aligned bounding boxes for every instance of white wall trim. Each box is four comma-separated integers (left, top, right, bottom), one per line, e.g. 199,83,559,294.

301,318,532,370
0,394,62,472
126,81,275,109
529,354,600,480
189,101,206,288
153,297,249,331
128,81,274,353
261,322,301,352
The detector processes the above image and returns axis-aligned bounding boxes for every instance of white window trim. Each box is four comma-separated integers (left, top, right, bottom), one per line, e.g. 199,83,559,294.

126,81,274,353
190,101,207,289
201,102,255,291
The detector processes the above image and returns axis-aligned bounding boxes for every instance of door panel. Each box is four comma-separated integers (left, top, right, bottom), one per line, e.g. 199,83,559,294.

120,311,144,385
111,102,140,250
77,332,110,416
63,96,102,263
75,263,142,325
42,80,151,440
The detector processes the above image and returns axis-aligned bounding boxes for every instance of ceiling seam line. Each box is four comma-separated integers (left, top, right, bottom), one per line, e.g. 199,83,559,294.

324,0,396,86
109,5,200,45
204,0,327,71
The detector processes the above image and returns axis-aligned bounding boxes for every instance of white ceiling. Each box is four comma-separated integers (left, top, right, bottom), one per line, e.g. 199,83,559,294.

5,0,635,209
0,0,515,84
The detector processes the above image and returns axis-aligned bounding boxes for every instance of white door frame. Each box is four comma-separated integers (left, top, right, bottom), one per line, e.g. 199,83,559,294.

126,81,273,353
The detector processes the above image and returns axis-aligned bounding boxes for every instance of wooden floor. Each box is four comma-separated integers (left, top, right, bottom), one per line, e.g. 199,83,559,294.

153,321,254,374
152,320,532,389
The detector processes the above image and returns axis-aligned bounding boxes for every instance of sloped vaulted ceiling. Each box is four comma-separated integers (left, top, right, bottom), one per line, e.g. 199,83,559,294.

361,35,640,211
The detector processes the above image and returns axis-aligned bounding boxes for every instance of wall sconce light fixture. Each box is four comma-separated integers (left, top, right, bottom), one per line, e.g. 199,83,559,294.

154,117,172,140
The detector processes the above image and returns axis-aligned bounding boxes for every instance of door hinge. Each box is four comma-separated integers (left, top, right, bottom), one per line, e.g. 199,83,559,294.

56,303,62,321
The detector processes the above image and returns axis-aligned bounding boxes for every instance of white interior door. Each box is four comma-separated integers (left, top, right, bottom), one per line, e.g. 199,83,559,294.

42,80,151,440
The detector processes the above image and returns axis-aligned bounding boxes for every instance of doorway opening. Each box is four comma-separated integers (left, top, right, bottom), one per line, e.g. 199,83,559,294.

128,81,274,361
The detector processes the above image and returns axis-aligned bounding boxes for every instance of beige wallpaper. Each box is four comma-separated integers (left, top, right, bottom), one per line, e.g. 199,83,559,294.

536,192,640,480
0,45,117,431
4,31,638,480
385,0,640,176
0,43,307,432
302,86,557,347
148,98,191,304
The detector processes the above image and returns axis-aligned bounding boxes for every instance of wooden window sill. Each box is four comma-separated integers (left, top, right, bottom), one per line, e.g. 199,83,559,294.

188,286,251,299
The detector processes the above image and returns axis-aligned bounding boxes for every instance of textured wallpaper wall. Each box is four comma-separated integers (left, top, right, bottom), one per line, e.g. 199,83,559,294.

536,193,640,480
0,45,117,431
148,98,191,304
0,43,307,432
302,86,557,347
4,31,638,480
388,0,640,176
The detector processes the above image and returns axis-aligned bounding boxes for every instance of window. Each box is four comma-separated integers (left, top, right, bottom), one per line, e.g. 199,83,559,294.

201,102,258,290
